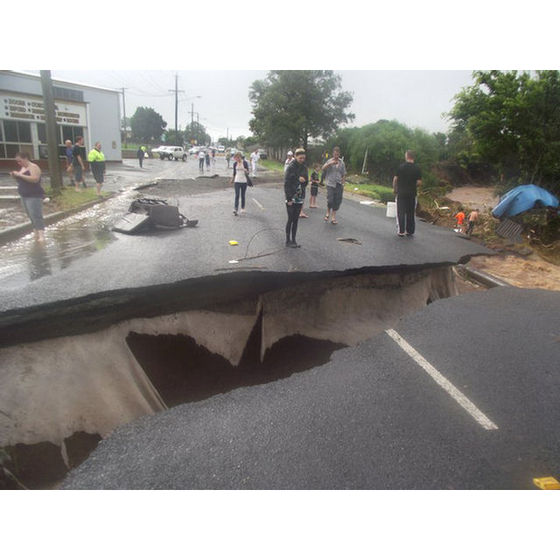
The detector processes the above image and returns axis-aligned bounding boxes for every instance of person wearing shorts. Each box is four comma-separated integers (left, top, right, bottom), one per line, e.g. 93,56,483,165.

321,146,346,224
72,136,87,190
11,151,46,242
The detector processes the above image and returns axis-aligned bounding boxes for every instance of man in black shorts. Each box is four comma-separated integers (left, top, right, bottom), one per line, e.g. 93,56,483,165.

72,136,87,190
392,150,422,237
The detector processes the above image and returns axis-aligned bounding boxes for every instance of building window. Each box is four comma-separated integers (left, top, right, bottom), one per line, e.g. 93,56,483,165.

0,119,33,159
61,126,84,144
53,87,84,103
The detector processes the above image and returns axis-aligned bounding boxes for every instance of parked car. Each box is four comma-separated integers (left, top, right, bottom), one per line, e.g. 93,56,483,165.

151,146,167,156
258,148,268,159
217,145,225,153
159,146,187,161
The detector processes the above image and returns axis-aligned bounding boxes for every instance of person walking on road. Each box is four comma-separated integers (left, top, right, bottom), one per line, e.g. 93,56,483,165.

205,150,211,171
137,146,145,168
322,146,346,224
87,142,106,196
284,148,308,248
250,148,260,177
230,152,251,216
72,136,87,191
392,150,422,237
11,152,46,243
198,149,205,173
225,148,232,168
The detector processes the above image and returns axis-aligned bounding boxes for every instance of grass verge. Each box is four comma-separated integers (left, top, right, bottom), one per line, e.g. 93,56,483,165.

44,185,110,211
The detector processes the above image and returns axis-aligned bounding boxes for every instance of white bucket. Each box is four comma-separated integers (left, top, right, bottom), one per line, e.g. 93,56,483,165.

386,201,396,218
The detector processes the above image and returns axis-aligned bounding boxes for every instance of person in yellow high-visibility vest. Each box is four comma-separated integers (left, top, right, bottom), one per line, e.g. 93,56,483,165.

87,142,106,196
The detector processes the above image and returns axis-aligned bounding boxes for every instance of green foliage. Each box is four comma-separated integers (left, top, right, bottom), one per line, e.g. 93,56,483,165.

183,122,210,146
165,129,183,145
130,107,167,143
448,70,560,195
328,120,441,186
249,70,354,150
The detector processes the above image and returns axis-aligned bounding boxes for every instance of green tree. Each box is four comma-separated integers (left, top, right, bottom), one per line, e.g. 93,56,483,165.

249,70,354,150
448,70,560,193
165,129,183,145
328,120,440,188
130,107,167,143
183,122,211,146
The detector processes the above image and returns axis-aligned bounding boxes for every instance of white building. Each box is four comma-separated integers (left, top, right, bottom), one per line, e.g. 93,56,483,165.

0,70,121,169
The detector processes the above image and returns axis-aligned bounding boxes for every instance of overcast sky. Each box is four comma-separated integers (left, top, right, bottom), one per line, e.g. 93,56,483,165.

28,69,474,143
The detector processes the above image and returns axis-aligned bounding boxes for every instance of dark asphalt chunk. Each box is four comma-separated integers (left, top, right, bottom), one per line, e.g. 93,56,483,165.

62,287,560,489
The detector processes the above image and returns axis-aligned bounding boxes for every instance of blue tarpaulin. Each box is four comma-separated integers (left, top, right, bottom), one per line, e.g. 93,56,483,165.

492,184,559,219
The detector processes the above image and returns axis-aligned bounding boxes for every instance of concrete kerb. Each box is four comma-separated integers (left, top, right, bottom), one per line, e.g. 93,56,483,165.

0,180,160,246
456,264,511,288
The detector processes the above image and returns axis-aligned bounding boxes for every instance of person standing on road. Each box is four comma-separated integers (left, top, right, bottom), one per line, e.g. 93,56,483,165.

392,150,422,237
205,150,211,171
87,142,106,196
250,148,260,177
225,148,232,168
230,152,251,216
198,149,205,173
137,146,145,168
11,152,46,243
284,148,308,248
72,136,87,191
321,146,346,224
284,150,294,172
309,163,320,208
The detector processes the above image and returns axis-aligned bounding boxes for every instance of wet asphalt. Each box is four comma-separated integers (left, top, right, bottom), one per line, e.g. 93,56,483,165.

0,156,492,312
61,286,560,489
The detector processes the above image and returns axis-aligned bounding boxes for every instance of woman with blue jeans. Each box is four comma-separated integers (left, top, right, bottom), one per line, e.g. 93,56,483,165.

11,152,45,242
230,152,250,216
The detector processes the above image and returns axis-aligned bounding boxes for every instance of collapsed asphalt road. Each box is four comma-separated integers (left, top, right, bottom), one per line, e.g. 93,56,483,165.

1,170,500,488
61,287,560,489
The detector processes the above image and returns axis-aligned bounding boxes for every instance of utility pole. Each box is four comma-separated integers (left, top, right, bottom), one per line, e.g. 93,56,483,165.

39,70,63,195
168,73,184,143
121,87,128,148
190,103,195,126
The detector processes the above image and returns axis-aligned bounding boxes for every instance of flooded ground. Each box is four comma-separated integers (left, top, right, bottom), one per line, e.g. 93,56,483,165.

0,157,232,287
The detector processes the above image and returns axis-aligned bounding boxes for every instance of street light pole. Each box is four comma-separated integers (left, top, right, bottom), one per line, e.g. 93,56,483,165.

168,73,184,143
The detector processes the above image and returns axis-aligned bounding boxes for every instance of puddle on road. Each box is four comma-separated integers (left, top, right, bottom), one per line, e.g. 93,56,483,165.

0,180,219,286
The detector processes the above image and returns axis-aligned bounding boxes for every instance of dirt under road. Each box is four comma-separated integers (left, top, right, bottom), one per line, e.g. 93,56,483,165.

446,185,560,292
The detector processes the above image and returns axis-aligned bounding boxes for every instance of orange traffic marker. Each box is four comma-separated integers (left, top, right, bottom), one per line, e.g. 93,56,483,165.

533,477,560,490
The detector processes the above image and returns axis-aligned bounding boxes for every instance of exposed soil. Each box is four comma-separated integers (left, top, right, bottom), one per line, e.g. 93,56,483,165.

447,185,499,211
469,253,560,291
445,185,560,291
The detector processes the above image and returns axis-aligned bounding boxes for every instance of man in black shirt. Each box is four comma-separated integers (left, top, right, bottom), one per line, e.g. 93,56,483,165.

392,150,422,236
72,136,87,190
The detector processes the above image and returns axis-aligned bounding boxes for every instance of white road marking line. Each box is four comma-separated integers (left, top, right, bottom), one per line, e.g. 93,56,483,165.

252,198,264,210
385,329,499,430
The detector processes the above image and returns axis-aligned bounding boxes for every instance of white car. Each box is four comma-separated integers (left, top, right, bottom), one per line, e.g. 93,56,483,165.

217,145,225,152
159,146,187,161
189,146,202,155
151,145,167,155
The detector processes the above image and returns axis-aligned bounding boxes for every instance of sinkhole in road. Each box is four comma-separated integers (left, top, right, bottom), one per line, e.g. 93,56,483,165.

126,315,346,408
1,265,461,489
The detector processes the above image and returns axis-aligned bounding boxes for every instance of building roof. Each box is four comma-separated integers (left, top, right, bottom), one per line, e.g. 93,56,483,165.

1,70,120,95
